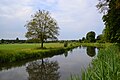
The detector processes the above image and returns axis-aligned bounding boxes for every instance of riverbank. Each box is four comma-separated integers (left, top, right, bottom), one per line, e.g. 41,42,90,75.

80,43,112,48
0,42,80,63
71,43,120,80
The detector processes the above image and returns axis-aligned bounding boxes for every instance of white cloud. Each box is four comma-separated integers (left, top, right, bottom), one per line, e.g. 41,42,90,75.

0,0,104,40
57,0,87,11
51,0,104,39
0,0,33,19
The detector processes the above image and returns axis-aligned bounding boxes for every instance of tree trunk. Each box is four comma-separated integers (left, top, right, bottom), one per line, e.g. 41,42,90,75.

41,41,43,48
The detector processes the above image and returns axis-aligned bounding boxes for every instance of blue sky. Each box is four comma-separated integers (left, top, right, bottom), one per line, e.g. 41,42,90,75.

0,0,104,40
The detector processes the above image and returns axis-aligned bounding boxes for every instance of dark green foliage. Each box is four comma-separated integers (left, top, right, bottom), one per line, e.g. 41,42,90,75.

81,37,85,43
96,34,102,40
64,42,68,47
86,31,96,42
96,34,104,43
79,39,82,43
70,43,73,47
82,37,85,41
1,39,4,44
97,0,120,43
16,37,19,43
0,39,26,44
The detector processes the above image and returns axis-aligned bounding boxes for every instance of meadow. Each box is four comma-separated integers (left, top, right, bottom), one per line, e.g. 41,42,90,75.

0,42,80,63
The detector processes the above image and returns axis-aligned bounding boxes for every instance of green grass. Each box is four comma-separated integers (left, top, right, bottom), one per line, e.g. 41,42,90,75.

0,42,80,63
0,43,63,50
70,44,120,80
80,43,112,48
0,43,64,55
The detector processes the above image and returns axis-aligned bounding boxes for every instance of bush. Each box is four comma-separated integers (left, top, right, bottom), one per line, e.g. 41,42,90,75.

64,42,68,47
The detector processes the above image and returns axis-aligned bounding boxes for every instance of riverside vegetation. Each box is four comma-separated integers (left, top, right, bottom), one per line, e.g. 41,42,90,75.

1,42,120,80
0,42,80,63
70,43,120,80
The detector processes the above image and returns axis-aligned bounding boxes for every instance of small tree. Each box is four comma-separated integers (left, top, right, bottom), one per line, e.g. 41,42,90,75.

1,39,4,44
16,37,19,43
96,34,104,43
86,31,96,42
25,10,59,48
64,41,68,47
82,37,85,42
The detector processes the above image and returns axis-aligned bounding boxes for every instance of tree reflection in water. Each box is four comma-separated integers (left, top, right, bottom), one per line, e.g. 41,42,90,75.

26,59,60,80
86,47,96,57
64,51,68,57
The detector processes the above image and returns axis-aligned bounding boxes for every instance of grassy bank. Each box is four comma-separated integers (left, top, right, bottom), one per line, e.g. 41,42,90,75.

80,43,112,48
70,44,120,80
0,42,80,63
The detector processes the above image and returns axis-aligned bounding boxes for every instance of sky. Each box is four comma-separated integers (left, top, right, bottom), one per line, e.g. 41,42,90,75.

0,0,104,40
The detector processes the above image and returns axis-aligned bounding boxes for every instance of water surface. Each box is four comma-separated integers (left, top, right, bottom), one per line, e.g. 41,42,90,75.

0,46,98,80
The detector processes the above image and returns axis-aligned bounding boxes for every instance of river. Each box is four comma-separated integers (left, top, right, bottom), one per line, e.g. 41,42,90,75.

0,46,98,80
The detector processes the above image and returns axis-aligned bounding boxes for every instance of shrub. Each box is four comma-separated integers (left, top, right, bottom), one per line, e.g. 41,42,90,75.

64,42,68,47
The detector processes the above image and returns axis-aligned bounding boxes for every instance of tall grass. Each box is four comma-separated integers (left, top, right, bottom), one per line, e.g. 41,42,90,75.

71,44,120,80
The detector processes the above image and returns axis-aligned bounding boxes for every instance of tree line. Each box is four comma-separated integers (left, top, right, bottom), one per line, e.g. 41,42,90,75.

79,31,104,43
0,38,25,44
81,0,120,43
0,38,79,44
97,0,120,43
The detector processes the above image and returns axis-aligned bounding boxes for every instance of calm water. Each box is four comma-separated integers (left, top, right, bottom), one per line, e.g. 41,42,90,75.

0,46,98,80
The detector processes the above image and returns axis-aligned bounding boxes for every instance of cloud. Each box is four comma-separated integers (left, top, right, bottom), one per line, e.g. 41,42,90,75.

0,0,104,40
0,0,33,39
51,0,104,39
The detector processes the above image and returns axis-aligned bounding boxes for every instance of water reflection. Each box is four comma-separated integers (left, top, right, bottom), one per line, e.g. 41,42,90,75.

26,59,60,80
79,45,82,49
64,51,68,57
0,46,99,80
86,47,96,57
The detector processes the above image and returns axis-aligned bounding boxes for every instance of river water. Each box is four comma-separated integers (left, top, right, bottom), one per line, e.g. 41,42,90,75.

0,46,98,80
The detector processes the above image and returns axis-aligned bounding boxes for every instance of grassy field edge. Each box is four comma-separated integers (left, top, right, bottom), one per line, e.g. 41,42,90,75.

0,43,80,63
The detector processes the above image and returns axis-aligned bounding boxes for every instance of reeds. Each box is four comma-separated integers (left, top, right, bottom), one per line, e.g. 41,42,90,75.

83,45,120,80
71,44,120,80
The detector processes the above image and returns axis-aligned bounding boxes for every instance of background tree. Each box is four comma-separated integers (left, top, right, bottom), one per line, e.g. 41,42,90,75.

97,0,120,43
96,34,104,43
1,39,4,44
96,34,102,40
79,39,82,43
16,37,19,43
86,31,96,42
81,37,85,43
26,38,40,43
25,10,59,48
